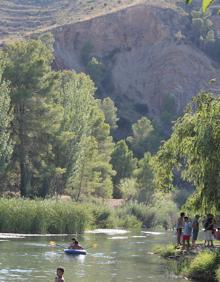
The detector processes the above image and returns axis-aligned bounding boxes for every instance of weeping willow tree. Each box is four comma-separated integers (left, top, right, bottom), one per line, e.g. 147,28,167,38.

153,93,220,213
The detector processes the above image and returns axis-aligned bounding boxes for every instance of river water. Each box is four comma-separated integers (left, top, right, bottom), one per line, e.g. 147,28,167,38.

0,230,186,282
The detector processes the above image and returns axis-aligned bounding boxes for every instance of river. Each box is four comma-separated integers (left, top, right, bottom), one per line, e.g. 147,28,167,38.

0,230,186,282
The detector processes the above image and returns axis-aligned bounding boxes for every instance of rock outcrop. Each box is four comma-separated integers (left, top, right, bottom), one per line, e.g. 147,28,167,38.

51,3,220,132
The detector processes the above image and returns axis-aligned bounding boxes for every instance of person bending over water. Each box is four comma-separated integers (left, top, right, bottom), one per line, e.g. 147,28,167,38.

68,238,83,250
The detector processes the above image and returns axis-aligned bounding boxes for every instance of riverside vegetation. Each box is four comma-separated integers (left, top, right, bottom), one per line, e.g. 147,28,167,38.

155,245,220,281
1,32,220,234
0,35,179,233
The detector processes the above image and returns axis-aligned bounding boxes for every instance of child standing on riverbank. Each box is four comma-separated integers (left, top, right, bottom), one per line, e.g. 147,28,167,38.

182,216,192,251
55,267,65,282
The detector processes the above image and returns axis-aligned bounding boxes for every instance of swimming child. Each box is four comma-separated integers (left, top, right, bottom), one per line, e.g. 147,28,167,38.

55,267,65,282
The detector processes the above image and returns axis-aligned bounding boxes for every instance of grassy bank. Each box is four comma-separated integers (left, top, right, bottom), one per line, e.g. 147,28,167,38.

0,198,145,234
155,245,220,281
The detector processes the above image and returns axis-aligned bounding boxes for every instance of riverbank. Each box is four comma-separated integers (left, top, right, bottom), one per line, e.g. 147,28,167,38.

154,244,220,281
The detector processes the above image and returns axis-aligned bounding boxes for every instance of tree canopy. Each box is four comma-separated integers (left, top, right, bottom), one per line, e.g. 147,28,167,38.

153,93,220,212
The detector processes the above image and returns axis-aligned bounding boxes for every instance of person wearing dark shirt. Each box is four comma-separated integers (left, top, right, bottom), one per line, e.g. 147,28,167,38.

204,214,215,247
68,238,83,250
192,215,200,248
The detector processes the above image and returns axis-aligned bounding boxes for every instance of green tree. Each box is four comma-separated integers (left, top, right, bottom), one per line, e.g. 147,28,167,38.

87,57,105,86
3,39,63,197
111,140,137,198
134,152,154,204
127,117,154,157
0,56,13,176
99,97,118,130
119,178,138,201
58,72,114,200
153,92,220,212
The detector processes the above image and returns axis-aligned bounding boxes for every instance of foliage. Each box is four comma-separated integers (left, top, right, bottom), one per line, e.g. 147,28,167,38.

0,198,145,233
134,153,154,204
0,198,91,234
111,140,137,197
81,42,94,66
191,10,215,45
58,71,115,201
186,0,214,14
0,39,115,200
119,178,138,201
127,117,154,157
216,266,220,282
87,57,105,86
153,93,220,212
91,205,117,228
99,97,118,130
118,203,155,228
0,56,13,177
187,251,218,280
160,93,177,130
153,244,177,258
2,39,62,197
118,214,142,230
151,192,178,229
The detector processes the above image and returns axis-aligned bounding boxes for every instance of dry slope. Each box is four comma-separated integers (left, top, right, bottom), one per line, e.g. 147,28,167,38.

51,3,220,131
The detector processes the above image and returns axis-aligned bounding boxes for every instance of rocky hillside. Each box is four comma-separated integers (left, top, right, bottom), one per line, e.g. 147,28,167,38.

1,0,220,138
0,0,143,42
50,2,220,135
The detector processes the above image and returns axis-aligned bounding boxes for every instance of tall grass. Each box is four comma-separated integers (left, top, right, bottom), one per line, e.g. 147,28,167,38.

0,199,92,234
0,199,143,233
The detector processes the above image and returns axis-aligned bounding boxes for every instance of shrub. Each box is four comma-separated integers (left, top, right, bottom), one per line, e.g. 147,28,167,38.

216,266,220,282
118,215,142,230
187,251,218,281
120,203,156,228
92,205,117,228
154,244,177,258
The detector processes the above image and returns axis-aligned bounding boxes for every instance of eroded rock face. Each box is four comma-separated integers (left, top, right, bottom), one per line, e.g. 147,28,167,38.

52,3,220,128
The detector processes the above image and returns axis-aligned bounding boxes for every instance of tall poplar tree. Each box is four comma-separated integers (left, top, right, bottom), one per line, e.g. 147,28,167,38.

0,54,13,177
3,39,63,197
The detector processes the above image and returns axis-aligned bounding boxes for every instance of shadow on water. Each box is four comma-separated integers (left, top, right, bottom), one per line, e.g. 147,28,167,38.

0,230,187,282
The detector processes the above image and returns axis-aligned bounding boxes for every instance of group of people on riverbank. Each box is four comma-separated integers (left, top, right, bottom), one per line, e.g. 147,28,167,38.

176,212,218,250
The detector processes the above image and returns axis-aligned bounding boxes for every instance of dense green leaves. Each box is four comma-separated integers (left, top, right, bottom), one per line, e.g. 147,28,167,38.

111,140,137,198
153,93,220,212
127,117,154,157
2,39,61,197
0,39,115,199
0,58,13,176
